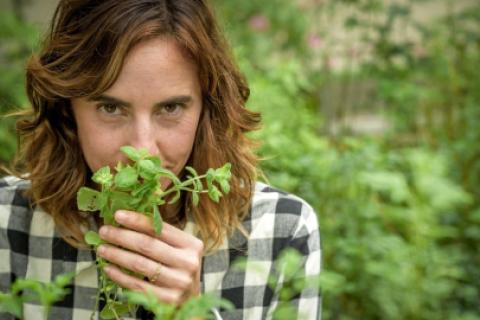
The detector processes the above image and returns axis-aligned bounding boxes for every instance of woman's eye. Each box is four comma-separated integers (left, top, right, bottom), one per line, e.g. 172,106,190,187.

161,103,182,116
98,103,122,115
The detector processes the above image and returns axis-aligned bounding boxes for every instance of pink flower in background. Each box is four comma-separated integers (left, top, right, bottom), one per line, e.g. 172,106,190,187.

324,55,341,72
248,15,270,32
307,33,323,50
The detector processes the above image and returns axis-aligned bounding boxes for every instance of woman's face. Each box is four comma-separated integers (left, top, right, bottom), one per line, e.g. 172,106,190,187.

72,37,202,186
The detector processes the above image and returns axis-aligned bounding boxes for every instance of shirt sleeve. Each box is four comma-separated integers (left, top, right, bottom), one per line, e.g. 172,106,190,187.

0,179,16,320
267,201,322,320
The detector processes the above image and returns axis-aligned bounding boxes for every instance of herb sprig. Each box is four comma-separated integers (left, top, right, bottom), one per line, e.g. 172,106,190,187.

77,146,232,319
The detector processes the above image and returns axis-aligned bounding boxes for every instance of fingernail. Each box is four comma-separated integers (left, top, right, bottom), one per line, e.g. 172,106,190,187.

97,245,106,255
115,210,128,223
99,226,109,237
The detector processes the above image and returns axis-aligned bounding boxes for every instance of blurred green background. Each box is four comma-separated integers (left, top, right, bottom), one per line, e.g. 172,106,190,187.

1,0,479,319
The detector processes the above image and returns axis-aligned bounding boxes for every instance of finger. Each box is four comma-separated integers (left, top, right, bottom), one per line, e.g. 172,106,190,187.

99,225,201,273
97,244,194,291
103,264,184,305
114,210,204,251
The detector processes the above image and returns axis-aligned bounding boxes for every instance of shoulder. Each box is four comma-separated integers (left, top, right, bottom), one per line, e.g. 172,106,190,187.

250,181,319,239
0,176,32,207
0,176,35,233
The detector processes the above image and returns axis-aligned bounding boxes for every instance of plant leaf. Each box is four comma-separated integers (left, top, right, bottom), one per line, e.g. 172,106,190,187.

114,166,138,189
185,166,198,177
110,191,135,213
100,302,130,319
77,187,102,211
92,166,113,187
0,293,23,318
84,231,102,246
138,159,157,180
175,294,234,319
220,162,232,179
193,178,204,192
53,272,75,288
191,192,199,207
153,205,163,235
208,185,221,203
168,190,181,204
120,146,142,162
146,156,162,168
220,179,230,194
206,168,214,189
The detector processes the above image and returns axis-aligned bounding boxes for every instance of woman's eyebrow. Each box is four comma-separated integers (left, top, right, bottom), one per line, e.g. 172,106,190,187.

88,94,129,106
155,95,192,108
87,94,193,107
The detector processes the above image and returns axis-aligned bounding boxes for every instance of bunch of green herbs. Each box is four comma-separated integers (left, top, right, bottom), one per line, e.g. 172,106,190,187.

77,145,232,319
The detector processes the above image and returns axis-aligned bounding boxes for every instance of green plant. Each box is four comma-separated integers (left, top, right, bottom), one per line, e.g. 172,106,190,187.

77,145,232,319
0,12,39,166
0,273,75,320
123,290,233,320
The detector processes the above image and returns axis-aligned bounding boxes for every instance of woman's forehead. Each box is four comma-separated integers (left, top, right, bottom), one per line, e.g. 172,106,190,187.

100,37,201,100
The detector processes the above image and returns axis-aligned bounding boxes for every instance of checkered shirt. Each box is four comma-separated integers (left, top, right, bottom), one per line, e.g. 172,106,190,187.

0,176,321,319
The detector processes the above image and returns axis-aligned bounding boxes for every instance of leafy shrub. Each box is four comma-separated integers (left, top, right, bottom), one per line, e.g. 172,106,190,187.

0,13,39,166
215,1,479,318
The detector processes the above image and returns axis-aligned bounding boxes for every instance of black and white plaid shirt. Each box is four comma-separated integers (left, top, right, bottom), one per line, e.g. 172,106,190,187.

0,176,321,319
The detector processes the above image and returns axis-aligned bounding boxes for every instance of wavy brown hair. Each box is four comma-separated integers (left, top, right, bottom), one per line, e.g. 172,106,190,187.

11,0,260,251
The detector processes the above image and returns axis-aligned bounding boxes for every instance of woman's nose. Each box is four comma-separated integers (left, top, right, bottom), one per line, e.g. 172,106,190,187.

129,121,160,157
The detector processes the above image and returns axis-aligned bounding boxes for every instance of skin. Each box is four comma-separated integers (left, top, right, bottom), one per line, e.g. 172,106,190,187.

71,37,204,305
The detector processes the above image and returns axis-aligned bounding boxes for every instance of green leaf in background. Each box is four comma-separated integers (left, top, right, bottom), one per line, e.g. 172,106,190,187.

0,292,23,318
100,301,131,319
275,248,303,280
174,294,234,319
53,272,75,288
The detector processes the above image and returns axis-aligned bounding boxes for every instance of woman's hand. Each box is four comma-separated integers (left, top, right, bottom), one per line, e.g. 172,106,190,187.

96,210,204,306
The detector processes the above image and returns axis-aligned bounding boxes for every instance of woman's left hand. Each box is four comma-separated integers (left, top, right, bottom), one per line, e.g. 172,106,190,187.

96,210,204,306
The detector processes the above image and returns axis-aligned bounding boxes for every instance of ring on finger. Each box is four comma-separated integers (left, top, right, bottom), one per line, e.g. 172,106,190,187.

149,263,163,283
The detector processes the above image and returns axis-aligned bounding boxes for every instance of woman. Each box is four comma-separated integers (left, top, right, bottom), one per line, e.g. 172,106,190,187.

0,0,321,319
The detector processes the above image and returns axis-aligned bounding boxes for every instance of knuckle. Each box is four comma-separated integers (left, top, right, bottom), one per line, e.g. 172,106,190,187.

179,276,193,290
168,290,183,305
183,256,200,273
137,236,156,256
132,258,149,275
131,278,146,292
193,239,204,255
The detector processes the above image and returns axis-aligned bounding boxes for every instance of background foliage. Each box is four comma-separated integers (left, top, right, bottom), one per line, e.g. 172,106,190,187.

0,12,39,165
0,0,479,319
